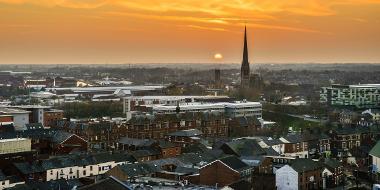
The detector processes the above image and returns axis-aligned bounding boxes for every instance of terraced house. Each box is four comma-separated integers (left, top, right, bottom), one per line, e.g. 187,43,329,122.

14,152,136,181
123,112,228,139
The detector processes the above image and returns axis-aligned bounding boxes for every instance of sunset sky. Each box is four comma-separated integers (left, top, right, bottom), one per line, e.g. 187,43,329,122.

1,0,380,64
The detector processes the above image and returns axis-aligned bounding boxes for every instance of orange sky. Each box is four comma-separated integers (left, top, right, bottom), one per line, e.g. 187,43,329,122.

0,0,380,64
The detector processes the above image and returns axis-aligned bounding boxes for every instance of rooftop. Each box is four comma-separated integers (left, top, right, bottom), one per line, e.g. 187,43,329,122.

219,156,251,172
125,95,229,101
152,101,261,111
166,129,203,137
46,85,165,93
289,158,322,173
0,138,29,143
81,176,131,190
370,140,380,158
0,107,30,114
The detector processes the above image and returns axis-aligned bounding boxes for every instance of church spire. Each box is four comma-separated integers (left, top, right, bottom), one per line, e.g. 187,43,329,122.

241,25,250,87
243,25,249,65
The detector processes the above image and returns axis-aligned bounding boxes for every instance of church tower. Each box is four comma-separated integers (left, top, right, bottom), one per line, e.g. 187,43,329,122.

241,26,250,88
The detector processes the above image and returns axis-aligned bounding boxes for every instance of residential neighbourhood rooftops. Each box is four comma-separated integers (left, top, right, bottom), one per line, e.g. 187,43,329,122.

14,152,136,175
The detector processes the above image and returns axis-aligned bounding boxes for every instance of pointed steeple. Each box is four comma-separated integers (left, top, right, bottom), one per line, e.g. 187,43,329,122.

243,25,249,65
241,25,250,87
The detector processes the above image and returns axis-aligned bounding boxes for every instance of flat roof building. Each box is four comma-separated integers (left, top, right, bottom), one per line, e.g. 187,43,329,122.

0,108,30,131
321,84,380,108
150,101,262,119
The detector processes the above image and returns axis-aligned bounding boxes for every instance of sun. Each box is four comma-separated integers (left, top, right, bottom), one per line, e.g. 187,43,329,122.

214,53,223,60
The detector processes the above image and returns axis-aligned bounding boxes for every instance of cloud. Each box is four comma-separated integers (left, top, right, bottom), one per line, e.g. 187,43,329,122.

181,25,229,32
104,11,232,25
0,0,109,9
56,0,109,9
1,0,380,34
246,23,324,33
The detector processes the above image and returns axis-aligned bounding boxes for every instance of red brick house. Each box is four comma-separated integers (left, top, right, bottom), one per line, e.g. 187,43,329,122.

198,156,252,187
165,129,203,147
50,131,87,154
123,112,227,140
279,133,309,158
43,109,64,128
157,140,181,158
228,116,261,137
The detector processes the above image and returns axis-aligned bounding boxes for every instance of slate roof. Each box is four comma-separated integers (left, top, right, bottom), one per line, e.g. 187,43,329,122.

80,176,132,190
14,162,44,174
158,140,178,149
130,149,160,159
9,179,82,190
323,159,342,169
147,157,187,168
261,138,283,146
222,138,266,157
219,156,251,172
282,133,303,143
370,140,380,158
174,166,198,175
264,147,280,156
93,152,136,163
50,131,75,143
115,163,160,178
177,152,217,166
166,129,203,137
289,158,323,173
118,137,155,147
182,143,209,154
